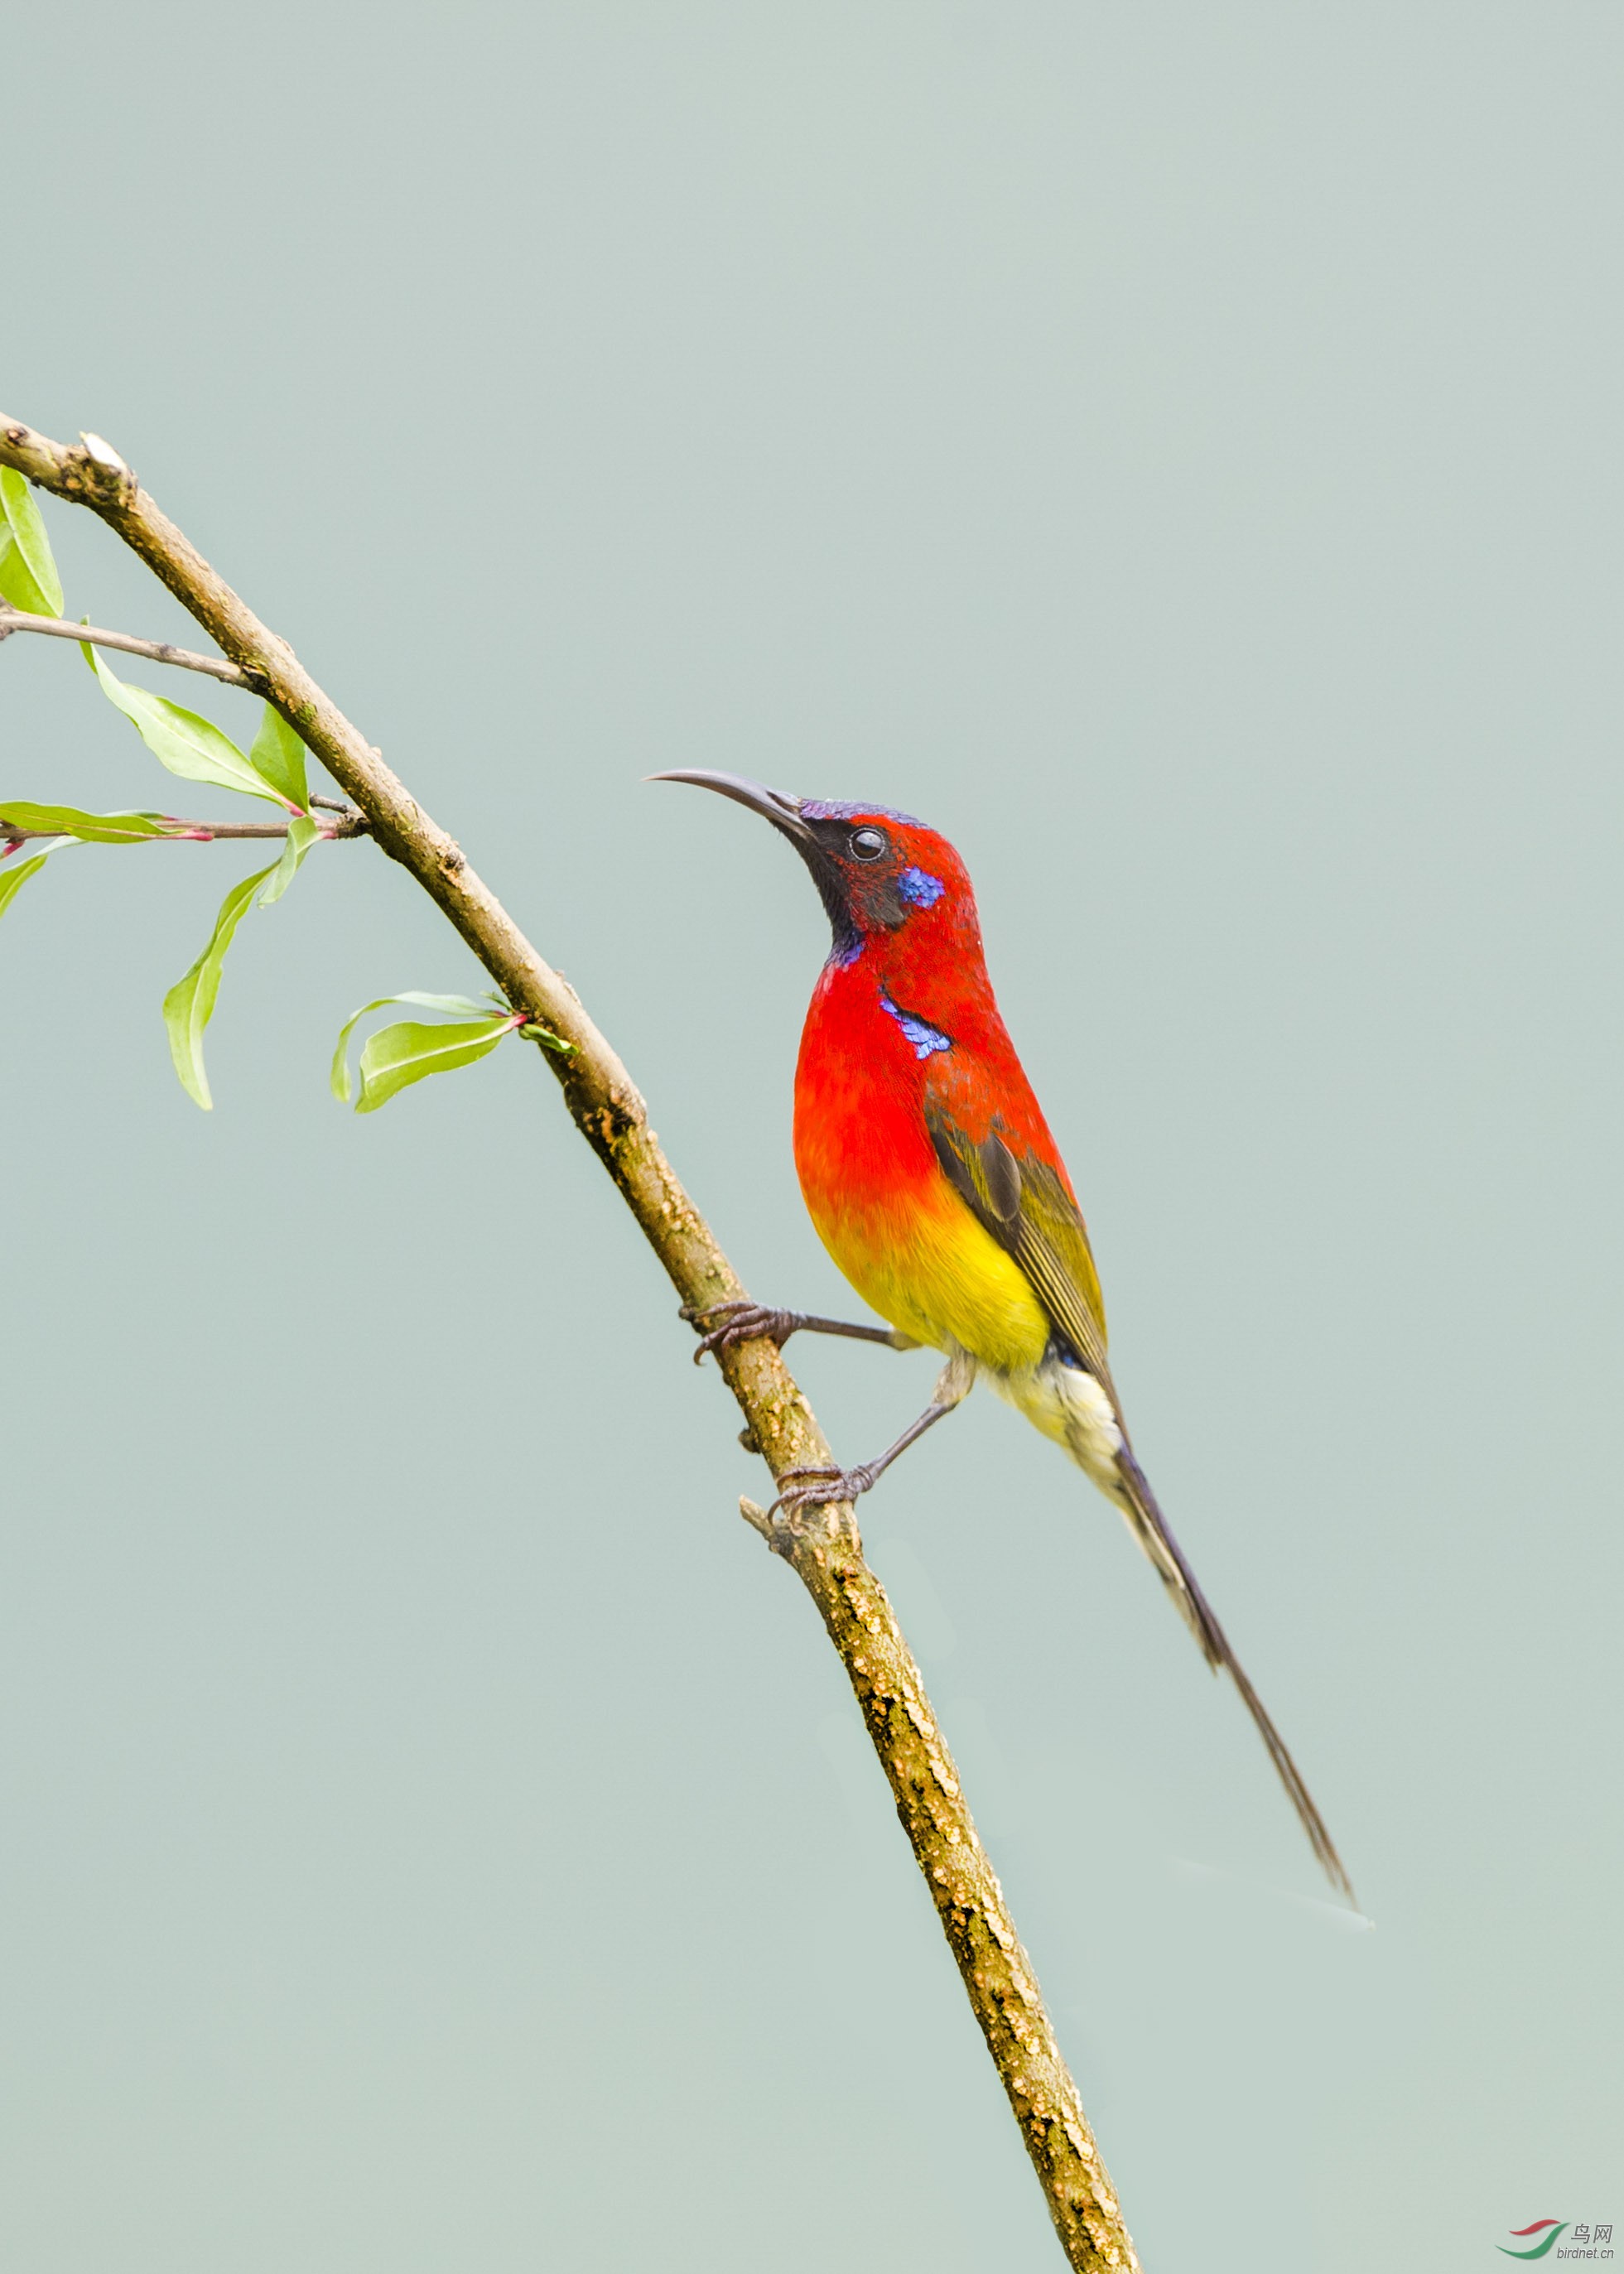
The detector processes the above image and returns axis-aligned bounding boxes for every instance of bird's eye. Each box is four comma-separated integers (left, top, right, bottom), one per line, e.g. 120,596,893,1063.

849,826,887,861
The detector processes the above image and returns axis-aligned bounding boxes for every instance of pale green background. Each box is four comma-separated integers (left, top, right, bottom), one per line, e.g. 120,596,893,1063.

5,5,1620,2268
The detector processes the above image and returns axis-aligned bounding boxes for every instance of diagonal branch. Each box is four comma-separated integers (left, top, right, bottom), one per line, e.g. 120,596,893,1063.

0,600,255,687
0,412,1140,2273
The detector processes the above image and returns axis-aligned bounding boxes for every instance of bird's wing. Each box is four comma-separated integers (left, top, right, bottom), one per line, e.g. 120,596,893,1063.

926,1101,1356,1900
923,1109,1113,1385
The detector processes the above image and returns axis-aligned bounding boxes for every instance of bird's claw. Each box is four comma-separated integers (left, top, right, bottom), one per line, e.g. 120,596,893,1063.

767,1462,878,1517
683,1299,800,1366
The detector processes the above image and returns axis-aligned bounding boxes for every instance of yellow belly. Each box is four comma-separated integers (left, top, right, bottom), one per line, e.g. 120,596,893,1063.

806,1178,1052,1374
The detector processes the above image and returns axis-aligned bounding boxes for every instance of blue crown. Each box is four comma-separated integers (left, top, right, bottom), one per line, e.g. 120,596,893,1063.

799,799,923,827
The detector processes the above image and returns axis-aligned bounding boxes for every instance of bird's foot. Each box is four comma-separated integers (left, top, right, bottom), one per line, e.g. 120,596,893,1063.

768,1462,879,1518
683,1299,807,1366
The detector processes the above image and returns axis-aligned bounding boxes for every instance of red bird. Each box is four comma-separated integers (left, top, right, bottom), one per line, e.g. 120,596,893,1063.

655,770,1352,1899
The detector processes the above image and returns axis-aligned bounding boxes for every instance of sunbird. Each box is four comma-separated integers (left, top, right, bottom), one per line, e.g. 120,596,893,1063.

653,770,1352,1898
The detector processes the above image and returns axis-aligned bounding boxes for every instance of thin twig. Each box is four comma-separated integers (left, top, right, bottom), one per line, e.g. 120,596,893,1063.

0,414,1140,2273
0,600,255,687
0,812,369,844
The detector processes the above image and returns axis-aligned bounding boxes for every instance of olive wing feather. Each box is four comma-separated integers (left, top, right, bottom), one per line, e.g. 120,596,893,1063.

924,1108,1113,1388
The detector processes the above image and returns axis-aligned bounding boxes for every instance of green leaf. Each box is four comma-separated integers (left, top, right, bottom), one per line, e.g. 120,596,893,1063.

161,861,279,1110
0,850,52,921
0,466,64,617
83,643,289,808
354,1014,520,1114
248,705,310,813
0,831,84,923
258,812,321,904
0,799,179,844
329,992,504,1104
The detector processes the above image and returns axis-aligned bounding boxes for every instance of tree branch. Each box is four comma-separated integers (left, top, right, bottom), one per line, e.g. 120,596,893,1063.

0,413,1140,2272
0,599,255,687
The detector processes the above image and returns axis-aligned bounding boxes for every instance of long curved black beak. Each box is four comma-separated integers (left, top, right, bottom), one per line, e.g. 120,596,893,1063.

646,768,812,846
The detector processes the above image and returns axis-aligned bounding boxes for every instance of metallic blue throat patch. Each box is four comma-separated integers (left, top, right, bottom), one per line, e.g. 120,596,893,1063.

879,991,952,1059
